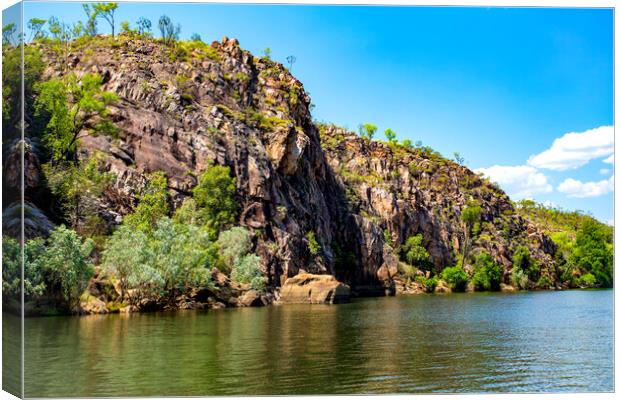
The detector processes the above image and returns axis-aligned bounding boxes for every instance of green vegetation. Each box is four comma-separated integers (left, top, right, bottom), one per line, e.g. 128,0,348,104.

460,202,482,265
158,15,180,45
43,154,115,235
34,72,118,162
193,165,239,239
124,171,170,233
93,3,118,37
102,217,214,305
28,18,47,41
306,231,321,256
3,226,94,311
217,227,265,291
570,220,613,287
415,275,439,293
358,123,377,141
136,17,152,36
400,234,432,270
471,252,502,291
82,4,98,36
441,265,468,292
384,128,397,144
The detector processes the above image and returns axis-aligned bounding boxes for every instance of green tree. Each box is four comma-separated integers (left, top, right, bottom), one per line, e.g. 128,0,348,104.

384,128,397,144
190,33,202,42
263,47,271,59
401,139,412,148
400,234,431,269
3,227,95,309
2,23,16,46
82,4,99,36
512,245,540,282
232,254,265,291
193,164,238,238
2,236,46,301
136,17,152,36
124,171,170,233
94,3,118,37
47,16,80,72
102,217,214,305
286,55,297,72
43,155,115,234
3,43,44,138
510,267,529,290
101,225,160,304
441,265,469,292
158,15,180,45
27,18,47,41
571,220,613,287
358,123,377,141
453,152,465,165
460,202,482,265
215,226,264,290
149,218,213,295
173,197,204,226
471,252,502,291
34,73,118,162
217,226,252,272
40,226,95,308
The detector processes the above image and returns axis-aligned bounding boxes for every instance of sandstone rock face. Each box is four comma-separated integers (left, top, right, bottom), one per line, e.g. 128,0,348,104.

319,125,557,281
280,273,351,304
33,36,558,298
80,295,108,314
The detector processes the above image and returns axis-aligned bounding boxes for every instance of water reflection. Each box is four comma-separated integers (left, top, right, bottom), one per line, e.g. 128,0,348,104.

23,290,613,396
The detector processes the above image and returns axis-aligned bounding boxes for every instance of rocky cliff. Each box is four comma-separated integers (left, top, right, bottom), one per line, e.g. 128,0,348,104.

26,35,558,295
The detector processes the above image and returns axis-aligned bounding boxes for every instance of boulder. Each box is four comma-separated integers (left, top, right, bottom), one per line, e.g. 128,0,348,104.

80,295,108,314
434,281,452,293
237,290,265,307
280,273,351,304
500,283,517,292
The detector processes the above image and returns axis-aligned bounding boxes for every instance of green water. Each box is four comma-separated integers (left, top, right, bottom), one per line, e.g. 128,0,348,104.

11,289,614,396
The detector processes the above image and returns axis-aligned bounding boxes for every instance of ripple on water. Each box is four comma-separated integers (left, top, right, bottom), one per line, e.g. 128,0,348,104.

16,289,614,396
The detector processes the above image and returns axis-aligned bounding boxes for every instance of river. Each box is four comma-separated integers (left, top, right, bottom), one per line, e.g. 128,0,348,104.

7,289,614,396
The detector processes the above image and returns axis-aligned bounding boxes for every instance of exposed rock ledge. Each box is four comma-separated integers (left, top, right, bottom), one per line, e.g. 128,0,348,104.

280,273,351,304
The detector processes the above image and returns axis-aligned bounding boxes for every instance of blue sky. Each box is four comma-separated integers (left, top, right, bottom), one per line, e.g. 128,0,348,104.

20,2,615,223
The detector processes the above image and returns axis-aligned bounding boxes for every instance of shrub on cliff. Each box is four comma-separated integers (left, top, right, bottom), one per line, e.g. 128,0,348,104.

471,252,502,291
232,254,265,292
512,246,540,283
510,267,529,290
125,171,170,233
193,164,238,239
400,234,431,270
441,266,468,292
43,154,115,235
217,226,252,271
34,72,118,162
217,227,265,291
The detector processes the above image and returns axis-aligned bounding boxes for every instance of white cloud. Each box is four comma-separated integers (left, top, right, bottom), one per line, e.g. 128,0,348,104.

474,165,552,199
557,175,614,198
600,168,611,175
603,154,614,165
527,125,614,171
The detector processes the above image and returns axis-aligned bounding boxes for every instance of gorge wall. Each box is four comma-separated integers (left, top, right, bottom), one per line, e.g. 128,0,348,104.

23,35,558,295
